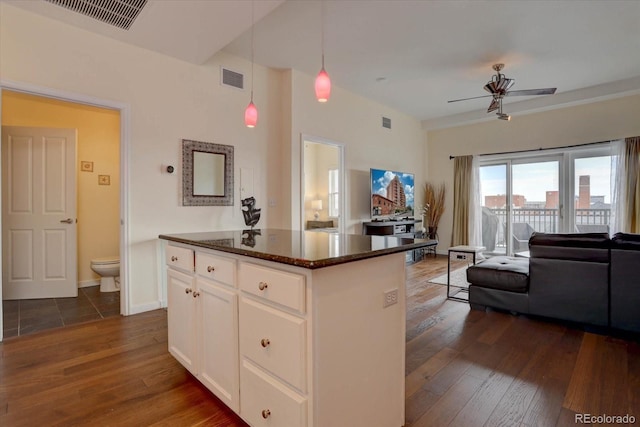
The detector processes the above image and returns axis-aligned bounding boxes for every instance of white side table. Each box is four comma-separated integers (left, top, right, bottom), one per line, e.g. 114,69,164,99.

447,245,485,301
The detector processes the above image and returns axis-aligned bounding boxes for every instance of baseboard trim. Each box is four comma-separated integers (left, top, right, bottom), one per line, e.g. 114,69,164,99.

78,280,100,289
129,301,162,315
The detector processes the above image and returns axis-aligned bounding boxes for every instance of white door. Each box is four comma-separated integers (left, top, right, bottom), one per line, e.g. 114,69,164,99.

2,126,77,299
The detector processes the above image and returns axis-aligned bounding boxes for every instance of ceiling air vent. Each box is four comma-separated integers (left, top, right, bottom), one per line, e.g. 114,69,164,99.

221,68,245,90
44,0,148,31
382,117,392,129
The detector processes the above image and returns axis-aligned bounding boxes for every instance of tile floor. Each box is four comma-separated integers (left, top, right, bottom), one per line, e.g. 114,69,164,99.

2,286,120,339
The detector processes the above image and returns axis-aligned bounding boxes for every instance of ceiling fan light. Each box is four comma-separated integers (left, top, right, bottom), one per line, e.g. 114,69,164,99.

315,67,331,102
244,100,258,128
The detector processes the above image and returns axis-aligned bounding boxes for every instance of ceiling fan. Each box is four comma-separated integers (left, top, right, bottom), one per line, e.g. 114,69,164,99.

448,63,557,120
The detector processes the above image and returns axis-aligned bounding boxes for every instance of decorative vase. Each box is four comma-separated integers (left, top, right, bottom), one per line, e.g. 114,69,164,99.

427,226,438,240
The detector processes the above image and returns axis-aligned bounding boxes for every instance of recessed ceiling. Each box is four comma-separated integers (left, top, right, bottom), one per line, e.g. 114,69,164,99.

5,0,640,127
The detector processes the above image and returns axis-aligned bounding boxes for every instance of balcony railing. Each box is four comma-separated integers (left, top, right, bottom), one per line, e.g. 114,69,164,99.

485,207,610,253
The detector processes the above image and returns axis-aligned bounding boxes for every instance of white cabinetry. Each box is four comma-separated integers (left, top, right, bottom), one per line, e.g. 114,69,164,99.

238,263,308,426
165,244,239,412
164,241,406,427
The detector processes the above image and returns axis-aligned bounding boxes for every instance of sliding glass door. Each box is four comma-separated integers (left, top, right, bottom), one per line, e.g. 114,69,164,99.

480,164,508,255
479,145,613,256
480,157,560,255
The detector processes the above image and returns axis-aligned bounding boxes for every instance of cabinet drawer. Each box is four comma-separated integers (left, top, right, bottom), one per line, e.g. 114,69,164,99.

239,262,305,313
240,298,306,391
240,360,307,427
196,252,236,287
166,245,194,272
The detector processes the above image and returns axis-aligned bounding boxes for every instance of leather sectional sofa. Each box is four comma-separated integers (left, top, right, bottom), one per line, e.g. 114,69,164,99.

467,232,640,333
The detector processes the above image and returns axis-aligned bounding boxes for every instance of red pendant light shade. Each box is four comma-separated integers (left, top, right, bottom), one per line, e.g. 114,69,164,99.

245,100,258,128
315,67,331,103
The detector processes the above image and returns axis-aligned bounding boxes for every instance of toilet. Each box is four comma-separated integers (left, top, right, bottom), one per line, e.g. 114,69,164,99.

90,256,120,292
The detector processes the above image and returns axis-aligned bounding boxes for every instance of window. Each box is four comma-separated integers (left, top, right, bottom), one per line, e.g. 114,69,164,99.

479,145,613,255
328,168,339,218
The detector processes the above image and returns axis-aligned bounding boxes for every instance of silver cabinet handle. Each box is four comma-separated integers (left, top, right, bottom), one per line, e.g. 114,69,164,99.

258,281,268,291
207,265,215,273
260,338,270,348
261,409,271,419
60,218,74,224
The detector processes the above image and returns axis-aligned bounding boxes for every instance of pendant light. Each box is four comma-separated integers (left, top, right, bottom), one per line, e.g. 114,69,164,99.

245,1,258,128
315,0,331,102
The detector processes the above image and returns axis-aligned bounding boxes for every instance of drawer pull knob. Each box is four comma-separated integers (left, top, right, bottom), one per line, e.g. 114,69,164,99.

207,265,215,273
260,338,270,348
185,288,193,294
261,409,271,419
193,291,200,298
171,256,178,262
258,281,268,291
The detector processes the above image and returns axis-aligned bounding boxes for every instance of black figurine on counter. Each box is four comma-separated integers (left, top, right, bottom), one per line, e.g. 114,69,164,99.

241,196,261,228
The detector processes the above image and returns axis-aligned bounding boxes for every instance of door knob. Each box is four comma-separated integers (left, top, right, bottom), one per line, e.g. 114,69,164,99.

60,218,74,224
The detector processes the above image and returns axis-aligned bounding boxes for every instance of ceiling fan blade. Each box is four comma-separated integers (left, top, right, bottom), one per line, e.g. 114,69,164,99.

506,88,557,97
447,94,492,103
487,98,500,113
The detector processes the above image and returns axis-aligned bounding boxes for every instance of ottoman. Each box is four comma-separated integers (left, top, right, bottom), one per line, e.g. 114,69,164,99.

466,256,530,313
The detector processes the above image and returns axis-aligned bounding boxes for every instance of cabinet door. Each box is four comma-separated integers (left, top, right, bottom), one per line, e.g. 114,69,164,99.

167,268,197,374
198,278,240,412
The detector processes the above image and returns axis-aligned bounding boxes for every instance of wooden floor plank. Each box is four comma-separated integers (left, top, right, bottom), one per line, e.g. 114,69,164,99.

1,255,638,427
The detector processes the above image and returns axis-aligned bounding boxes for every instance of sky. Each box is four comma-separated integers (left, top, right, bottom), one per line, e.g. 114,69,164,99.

480,156,612,203
371,169,415,207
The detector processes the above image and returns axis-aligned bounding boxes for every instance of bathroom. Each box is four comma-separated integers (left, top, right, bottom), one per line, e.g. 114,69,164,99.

1,90,121,337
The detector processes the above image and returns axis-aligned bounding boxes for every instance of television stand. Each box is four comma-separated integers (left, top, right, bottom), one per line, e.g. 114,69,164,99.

362,219,421,238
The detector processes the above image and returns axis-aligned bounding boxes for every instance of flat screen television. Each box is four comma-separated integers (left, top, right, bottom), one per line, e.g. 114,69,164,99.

370,168,415,220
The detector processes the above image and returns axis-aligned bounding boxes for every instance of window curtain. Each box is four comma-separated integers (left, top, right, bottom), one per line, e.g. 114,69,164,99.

611,139,626,234
469,155,483,247
451,155,473,246
612,136,640,233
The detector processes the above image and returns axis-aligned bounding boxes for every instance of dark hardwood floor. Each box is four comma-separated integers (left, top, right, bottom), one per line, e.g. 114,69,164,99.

1,255,638,426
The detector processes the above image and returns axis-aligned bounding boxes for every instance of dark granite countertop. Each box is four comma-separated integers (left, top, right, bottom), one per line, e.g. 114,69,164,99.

159,229,437,269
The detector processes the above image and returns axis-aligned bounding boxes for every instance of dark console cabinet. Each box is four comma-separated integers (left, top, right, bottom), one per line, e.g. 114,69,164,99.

362,219,421,238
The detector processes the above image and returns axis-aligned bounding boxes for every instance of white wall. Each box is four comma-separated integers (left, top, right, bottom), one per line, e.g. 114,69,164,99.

426,94,640,251
286,70,426,234
0,4,426,313
0,4,284,312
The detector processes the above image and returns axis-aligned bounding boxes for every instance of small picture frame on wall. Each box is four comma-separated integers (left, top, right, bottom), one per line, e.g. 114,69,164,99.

98,175,111,185
80,161,93,172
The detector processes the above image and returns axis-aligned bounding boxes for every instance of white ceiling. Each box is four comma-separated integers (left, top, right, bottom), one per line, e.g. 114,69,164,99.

5,0,640,128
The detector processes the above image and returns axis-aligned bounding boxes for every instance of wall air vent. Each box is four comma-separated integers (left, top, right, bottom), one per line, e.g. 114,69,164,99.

382,117,392,129
221,68,245,90
44,0,147,31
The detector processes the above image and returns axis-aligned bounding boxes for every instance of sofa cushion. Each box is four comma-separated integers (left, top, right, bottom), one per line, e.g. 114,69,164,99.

466,256,529,293
611,232,640,250
529,232,610,263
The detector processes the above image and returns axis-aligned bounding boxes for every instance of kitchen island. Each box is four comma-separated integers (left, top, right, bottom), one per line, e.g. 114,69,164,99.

159,229,436,427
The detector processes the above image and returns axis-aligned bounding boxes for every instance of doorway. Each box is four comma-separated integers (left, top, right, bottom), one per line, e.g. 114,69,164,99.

0,83,129,342
301,135,345,233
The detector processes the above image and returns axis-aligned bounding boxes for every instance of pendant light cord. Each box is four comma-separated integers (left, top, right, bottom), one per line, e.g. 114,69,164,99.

251,0,255,101
321,0,325,69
